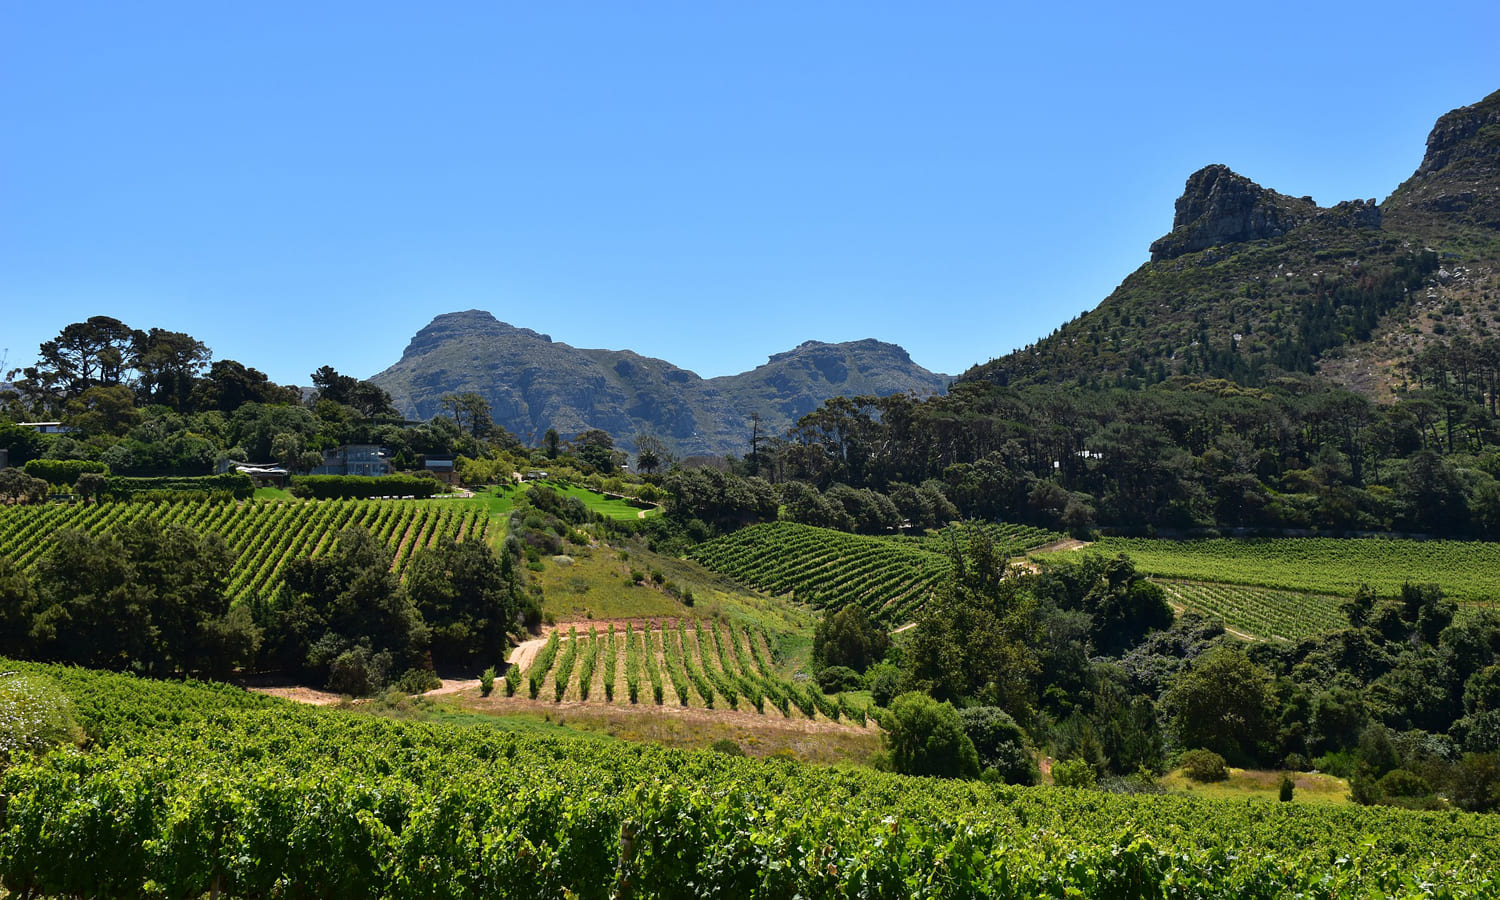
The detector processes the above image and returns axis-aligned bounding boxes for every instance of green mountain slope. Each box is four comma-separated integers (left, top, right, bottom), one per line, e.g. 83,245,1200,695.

965,89,1500,396
369,310,948,456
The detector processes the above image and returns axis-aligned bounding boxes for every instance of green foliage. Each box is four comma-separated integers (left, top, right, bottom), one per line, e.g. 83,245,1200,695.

812,603,889,673
289,474,442,500
959,706,1038,785
1279,772,1295,802
1163,646,1273,764
1092,536,1500,606
0,674,82,763
4,661,1500,895
405,539,522,667
0,468,49,505
0,497,488,607
103,473,254,500
1051,757,1098,788
814,665,864,694
884,691,979,779
260,526,428,693
22,458,108,486
1179,749,1229,782
479,666,496,697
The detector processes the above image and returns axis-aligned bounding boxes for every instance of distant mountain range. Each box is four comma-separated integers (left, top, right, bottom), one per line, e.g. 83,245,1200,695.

963,88,1500,395
369,311,948,457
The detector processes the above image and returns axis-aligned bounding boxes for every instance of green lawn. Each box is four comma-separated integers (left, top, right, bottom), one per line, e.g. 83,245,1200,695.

551,482,660,520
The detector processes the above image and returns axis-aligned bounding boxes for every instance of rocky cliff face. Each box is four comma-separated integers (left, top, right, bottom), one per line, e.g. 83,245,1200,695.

1149,165,1319,261
369,311,948,457
1385,88,1500,230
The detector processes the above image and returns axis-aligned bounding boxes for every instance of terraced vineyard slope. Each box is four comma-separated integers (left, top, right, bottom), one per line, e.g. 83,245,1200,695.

516,619,866,724
0,498,488,604
1087,536,1500,604
690,522,1061,624
1159,582,1348,642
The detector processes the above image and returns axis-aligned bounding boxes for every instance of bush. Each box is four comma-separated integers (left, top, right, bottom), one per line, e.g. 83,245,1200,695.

104,473,254,500
959,706,1038,786
866,662,904,708
23,458,108,486
289,474,442,500
710,738,745,757
815,665,864,694
1180,749,1229,782
0,674,82,763
480,666,497,697
884,692,979,779
1279,773,1295,802
1052,758,1097,788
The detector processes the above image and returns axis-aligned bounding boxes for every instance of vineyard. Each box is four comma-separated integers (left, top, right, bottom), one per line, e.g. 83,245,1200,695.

688,522,1061,624
1086,536,1500,604
1160,581,1348,642
4,658,1499,898
515,619,866,724
0,498,488,603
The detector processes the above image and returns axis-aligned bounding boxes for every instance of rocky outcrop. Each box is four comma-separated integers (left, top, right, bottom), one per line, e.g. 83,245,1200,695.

1149,165,1318,261
1386,89,1500,229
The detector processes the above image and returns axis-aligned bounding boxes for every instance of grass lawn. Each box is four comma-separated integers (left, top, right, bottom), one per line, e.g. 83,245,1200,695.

1160,767,1351,806
550,482,660,520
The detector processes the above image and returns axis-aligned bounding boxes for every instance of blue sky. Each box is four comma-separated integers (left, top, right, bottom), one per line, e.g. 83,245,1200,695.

3,2,1497,386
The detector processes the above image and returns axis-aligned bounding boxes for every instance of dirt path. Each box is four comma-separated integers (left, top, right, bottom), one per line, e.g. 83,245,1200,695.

891,622,918,635
1031,538,1091,553
507,631,553,671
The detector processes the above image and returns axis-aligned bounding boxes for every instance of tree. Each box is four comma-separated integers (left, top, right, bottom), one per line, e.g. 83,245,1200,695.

906,527,1038,716
634,434,672,476
0,468,50,505
192,360,300,413
1162,645,1274,764
405,540,523,667
63,384,141,437
572,429,620,474
262,527,428,692
959,706,1038,784
440,392,493,456
22,316,143,405
813,604,889,673
132,328,210,411
884,691,980,778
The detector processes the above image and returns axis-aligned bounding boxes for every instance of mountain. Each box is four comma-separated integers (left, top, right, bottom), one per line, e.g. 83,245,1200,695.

369,311,948,457
964,89,1500,396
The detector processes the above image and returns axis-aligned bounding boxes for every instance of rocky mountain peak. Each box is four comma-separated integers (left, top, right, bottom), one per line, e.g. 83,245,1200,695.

1148,165,1317,262
1386,89,1500,230
1415,89,1500,177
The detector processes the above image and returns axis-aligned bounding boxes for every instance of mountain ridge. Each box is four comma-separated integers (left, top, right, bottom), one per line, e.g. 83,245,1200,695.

370,311,948,457
964,89,1500,395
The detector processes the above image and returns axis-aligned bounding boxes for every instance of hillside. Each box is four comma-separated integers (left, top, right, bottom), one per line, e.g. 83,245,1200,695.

965,89,1500,396
369,310,948,457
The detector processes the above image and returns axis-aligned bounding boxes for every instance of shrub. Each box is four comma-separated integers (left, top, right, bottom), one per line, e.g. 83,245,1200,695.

884,692,979,779
1052,758,1097,788
815,665,865,694
22,458,108,486
710,738,745,757
289,474,441,500
0,674,82,763
866,661,905,708
394,668,442,695
959,706,1039,786
1180,748,1229,783
1279,773,1295,802
480,666,497,697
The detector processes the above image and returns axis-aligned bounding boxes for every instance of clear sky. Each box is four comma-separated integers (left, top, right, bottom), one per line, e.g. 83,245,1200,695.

3,1,1497,386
